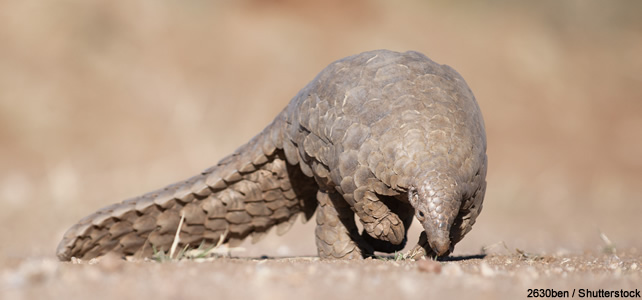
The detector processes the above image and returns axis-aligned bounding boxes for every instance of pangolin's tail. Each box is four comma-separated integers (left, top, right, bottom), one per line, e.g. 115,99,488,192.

56,116,318,261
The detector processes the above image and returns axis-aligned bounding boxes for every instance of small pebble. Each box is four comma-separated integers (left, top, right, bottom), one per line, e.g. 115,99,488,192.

417,258,442,274
98,253,125,273
480,262,496,277
441,263,463,277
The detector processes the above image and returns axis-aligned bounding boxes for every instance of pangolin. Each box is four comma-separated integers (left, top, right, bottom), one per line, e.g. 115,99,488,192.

56,49,487,261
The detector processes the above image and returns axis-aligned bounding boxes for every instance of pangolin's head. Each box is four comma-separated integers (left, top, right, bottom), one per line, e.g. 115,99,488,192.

408,171,462,256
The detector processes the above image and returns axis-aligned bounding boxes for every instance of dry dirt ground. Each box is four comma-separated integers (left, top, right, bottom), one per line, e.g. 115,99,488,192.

1,1,641,299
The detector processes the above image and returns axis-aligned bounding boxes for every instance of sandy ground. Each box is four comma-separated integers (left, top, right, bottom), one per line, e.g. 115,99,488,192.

2,250,641,300
1,0,641,299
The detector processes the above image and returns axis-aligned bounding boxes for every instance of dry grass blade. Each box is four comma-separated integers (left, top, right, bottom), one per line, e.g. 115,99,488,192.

599,231,617,255
216,226,229,248
405,247,425,260
480,241,510,254
151,225,244,262
169,214,185,260
515,248,555,263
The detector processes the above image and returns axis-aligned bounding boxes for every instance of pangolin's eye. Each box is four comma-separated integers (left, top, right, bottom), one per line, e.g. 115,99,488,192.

416,210,425,220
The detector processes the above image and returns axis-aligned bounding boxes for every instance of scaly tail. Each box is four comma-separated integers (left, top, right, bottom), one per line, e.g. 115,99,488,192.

56,113,318,261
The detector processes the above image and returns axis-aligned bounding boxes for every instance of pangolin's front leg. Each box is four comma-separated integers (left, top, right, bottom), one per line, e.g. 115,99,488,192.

315,190,371,259
351,188,406,249
359,195,415,253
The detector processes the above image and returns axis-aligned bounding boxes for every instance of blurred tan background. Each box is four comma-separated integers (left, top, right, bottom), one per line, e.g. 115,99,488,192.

1,0,641,260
